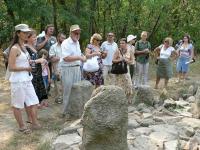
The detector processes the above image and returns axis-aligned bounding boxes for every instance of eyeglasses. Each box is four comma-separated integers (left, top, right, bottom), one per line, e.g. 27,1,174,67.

108,35,114,37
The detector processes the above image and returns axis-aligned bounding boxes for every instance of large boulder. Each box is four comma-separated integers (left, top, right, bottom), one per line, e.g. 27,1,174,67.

81,86,128,150
192,86,200,118
67,80,94,118
133,86,155,106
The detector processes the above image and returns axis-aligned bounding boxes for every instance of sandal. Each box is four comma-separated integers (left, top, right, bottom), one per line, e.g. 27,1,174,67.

19,127,31,134
26,121,32,124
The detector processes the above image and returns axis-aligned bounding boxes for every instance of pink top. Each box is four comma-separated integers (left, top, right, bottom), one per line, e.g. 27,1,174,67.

42,61,48,76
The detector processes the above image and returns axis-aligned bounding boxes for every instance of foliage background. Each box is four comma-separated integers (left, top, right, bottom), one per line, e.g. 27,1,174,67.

0,0,200,51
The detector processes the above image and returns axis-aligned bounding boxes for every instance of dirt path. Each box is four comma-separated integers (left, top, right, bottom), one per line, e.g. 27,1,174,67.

0,50,199,150
0,53,67,150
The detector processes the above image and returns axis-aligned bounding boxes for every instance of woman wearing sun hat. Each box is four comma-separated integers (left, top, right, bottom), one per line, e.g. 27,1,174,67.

127,34,137,84
8,24,40,133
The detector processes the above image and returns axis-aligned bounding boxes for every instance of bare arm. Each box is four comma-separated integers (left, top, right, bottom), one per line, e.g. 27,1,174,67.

85,48,101,59
36,36,48,50
9,46,31,72
112,50,121,63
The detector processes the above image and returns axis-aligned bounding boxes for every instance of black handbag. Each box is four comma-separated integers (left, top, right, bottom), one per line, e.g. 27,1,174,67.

111,49,128,74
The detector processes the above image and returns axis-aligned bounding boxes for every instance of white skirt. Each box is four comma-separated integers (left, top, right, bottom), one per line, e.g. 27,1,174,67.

10,81,39,109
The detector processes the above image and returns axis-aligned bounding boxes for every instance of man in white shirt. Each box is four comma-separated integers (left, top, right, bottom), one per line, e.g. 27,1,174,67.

49,32,66,104
101,32,118,84
60,25,86,117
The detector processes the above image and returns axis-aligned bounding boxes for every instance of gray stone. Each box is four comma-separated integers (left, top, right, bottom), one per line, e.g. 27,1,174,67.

153,116,183,124
163,99,176,109
164,140,180,150
59,126,82,135
188,85,195,96
133,86,155,106
149,131,177,148
187,96,195,103
184,126,195,137
175,99,189,107
135,127,153,136
136,103,154,113
181,118,200,129
77,128,83,137
128,106,136,113
128,117,140,129
53,133,81,148
67,80,94,118
53,143,69,150
140,118,155,127
131,135,158,150
81,86,128,150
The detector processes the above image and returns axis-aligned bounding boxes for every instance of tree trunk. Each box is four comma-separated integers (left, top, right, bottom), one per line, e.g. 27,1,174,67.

52,0,58,35
4,0,16,25
75,0,81,16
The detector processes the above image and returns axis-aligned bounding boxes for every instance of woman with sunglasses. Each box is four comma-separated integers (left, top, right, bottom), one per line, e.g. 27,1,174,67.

154,37,177,89
83,33,105,88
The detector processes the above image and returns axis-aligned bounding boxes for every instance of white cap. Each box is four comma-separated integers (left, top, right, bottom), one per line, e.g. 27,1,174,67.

15,24,31,32
127,35,137,42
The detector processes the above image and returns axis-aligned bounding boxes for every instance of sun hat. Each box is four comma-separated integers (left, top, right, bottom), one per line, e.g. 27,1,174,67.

15,24,31,32
70,24,81,32
127,35,137,42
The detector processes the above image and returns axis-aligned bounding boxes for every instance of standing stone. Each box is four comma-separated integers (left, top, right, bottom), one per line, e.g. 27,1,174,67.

133,86,155,106
67,80,94,118
192,86,200,118
81,86,128,150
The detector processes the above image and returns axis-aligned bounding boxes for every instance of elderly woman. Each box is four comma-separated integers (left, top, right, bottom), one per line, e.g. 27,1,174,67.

176,35,194,83
154,37,177,89
83,33,105,88
112,38,133,103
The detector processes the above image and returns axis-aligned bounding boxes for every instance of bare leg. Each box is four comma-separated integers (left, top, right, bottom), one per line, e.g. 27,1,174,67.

28,105,41,128
13,107,24,128
155,77,160,89
25,106,32,123
164,78,169,88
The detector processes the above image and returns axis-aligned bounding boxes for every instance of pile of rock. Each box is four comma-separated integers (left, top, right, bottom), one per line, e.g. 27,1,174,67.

51,83,200,150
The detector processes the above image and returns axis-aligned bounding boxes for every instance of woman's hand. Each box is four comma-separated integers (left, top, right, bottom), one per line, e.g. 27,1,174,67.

93,51,101,57
25,66,32,72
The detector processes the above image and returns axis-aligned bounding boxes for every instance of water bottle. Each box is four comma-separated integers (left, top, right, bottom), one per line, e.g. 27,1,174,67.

31,53,36,69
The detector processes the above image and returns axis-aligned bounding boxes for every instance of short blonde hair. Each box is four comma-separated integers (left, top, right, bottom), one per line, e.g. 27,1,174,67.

164,37,173,46
90,33,102,44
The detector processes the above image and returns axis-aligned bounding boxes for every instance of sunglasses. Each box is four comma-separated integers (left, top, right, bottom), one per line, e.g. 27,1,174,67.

95,39,101,42
73,32,81,35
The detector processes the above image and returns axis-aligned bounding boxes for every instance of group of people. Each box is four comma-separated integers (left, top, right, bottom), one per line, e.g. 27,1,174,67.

4,23,195,133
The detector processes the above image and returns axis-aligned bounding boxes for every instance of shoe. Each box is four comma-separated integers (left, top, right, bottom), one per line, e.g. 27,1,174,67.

19,127,31,134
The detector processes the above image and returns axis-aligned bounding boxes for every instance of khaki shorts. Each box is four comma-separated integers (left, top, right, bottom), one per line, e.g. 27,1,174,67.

10,81,39,109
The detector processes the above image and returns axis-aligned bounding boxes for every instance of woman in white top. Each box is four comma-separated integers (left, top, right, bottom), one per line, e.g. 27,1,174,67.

176,35,194,82
154,37,177,89
8,24,40,133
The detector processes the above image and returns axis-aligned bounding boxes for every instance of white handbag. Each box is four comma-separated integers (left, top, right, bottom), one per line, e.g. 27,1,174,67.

83,56,99,72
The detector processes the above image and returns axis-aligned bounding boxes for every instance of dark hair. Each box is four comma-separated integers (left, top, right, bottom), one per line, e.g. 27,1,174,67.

45,24,54,34
28,29,37,38
183,34,191,43
9,31,21,50
119,38,127,43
